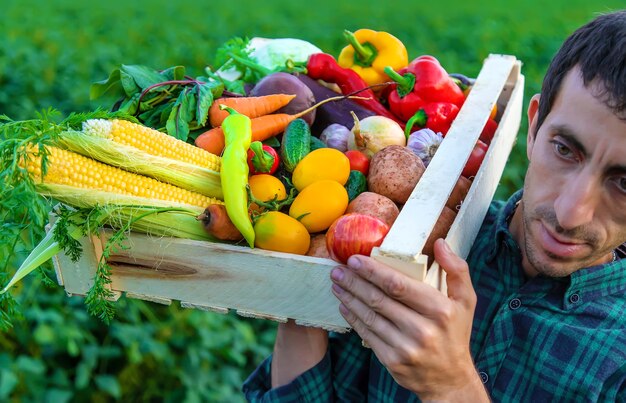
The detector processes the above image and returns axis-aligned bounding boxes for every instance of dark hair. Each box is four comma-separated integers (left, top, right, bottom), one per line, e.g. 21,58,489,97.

535,10,626,134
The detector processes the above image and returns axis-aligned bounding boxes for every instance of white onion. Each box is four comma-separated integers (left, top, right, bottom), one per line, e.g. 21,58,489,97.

347,115,406,158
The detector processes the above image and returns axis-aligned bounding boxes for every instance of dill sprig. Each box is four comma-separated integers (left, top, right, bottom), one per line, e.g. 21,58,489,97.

57,205,197,324
52,205,85,262
0,108,139,330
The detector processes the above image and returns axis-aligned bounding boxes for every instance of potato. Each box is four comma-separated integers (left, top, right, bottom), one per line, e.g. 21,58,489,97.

367,145,426,204
445,176,472,212
306,234,331,258
423,206,457,264
345,192,400,227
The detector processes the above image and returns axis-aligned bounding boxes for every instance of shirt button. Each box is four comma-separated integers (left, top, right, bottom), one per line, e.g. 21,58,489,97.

479,371,489,383
569,293,580,304
509,298,522,310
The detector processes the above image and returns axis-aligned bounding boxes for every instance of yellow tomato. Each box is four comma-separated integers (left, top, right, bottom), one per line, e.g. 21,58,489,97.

291,148,350,191
289,180,349,233
254,211,311,255
248,174,287,212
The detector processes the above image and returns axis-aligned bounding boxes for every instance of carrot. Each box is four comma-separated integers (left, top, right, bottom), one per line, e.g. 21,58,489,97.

198,204,243,241
196,95,359,155
208,94,296,127
195,127,226,156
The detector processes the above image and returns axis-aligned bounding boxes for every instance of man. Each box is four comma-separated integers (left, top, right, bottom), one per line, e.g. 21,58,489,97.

244,10,626,402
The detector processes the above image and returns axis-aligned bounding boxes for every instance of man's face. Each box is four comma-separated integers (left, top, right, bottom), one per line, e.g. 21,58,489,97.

518,67,626,278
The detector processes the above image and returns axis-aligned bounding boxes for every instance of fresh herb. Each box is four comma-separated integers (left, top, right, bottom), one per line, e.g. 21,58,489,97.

0,110,138,329
211,36,272,85
207,36,308,91
91,64,225,142
80,205,203,323
213,37,253,75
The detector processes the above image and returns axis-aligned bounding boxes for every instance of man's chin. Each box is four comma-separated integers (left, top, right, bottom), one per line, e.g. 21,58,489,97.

523,244,582,278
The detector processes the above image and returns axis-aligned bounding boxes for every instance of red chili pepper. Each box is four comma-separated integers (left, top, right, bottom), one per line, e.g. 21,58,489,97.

384,55,466,122
247,141,279,175
404,102,460,136
306,53,403,125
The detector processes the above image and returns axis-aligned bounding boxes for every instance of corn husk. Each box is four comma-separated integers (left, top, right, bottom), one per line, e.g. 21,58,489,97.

56,130,223,199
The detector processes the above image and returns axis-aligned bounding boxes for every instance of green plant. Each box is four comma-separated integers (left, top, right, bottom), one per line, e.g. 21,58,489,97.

1,0,623,400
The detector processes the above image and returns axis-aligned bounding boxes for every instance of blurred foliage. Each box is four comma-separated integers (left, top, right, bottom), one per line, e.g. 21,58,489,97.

0,286,276,402
0,0,623,400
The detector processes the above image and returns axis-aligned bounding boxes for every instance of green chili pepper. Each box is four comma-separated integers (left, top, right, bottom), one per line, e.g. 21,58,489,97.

219,105,255,247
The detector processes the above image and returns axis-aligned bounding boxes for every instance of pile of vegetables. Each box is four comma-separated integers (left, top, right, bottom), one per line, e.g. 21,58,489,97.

1,28,500,325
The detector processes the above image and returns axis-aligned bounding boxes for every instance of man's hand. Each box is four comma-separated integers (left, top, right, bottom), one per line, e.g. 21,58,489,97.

330,238,488,401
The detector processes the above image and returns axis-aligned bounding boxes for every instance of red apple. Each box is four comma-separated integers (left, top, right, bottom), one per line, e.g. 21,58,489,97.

326,213,390,264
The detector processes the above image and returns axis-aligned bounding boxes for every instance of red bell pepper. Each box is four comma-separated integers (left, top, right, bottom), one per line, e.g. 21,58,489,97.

384,55,466,122
247,141,279,175
306,53,403,125
404,102,460,136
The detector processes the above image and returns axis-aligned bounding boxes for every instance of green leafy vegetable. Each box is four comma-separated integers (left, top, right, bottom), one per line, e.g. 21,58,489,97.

91,64,225,142
213,37,253,73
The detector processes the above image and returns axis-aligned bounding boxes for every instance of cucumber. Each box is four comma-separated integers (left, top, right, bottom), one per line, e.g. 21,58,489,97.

344,170,367,202
309,136,327,151
281,118,311,172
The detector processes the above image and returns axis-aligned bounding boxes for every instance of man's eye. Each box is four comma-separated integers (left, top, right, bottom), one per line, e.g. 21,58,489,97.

551,140,572,157
618,177,626,193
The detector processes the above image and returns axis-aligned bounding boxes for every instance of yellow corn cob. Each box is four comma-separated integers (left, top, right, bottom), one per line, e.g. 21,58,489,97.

82,119,221,171
24,146,221,209
57,130,223,199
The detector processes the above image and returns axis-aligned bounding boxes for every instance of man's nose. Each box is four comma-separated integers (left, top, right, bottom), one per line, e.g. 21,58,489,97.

553,172,599,230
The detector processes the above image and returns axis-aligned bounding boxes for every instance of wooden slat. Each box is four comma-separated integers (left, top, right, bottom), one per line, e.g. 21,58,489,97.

48,212,121,300
180,302,229,314
100,232,350,332
426,63,525,293
126,292,172,305
372,55,518,281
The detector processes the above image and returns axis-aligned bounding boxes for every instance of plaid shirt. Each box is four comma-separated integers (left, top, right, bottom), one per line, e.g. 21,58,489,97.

243,191,626,402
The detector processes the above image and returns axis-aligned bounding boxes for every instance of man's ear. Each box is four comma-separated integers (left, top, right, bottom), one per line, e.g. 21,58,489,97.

527,94,540,160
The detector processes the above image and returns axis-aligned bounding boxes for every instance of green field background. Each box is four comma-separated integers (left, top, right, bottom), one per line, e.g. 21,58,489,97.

1,0,623,401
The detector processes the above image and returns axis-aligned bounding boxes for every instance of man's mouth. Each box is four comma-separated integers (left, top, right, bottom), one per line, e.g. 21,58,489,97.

538,222,587,259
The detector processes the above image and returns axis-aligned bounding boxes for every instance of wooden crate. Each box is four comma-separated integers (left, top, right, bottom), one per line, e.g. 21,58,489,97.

52,54,524,332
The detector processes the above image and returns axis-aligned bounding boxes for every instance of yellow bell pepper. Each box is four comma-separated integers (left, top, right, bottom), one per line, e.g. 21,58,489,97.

338,29,409,89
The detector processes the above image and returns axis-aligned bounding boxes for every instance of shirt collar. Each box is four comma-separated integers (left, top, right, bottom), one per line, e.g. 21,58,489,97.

566,257,626,303
486,189,523,263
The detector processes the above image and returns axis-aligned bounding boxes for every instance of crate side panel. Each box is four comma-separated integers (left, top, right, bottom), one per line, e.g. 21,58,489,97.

102,233,349,330
426,70,525,294
447,72,524,259
377,55,518,268
47,215,106,297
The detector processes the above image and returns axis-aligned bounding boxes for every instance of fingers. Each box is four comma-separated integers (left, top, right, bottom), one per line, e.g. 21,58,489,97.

331,280,399,347
433,239,476,308
331,264,430,336
342,254,449,317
